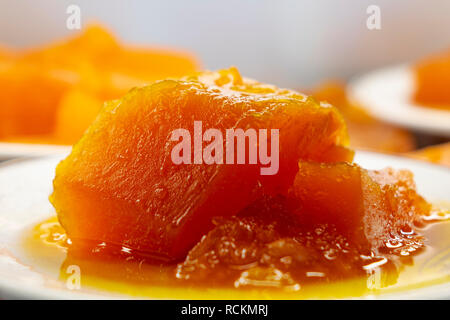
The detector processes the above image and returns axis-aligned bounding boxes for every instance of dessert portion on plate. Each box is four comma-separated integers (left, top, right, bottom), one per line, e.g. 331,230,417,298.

51,68,353,261
0,25,199,145
49,68,437,289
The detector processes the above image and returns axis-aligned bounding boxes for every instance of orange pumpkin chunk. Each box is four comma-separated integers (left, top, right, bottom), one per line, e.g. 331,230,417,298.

54,89,103,144
50,68,352,261
289,162,430,252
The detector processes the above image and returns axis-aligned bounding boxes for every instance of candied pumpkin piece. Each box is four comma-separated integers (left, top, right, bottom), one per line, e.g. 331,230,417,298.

289,162,430,252
413,50,450,108
51,68,352,261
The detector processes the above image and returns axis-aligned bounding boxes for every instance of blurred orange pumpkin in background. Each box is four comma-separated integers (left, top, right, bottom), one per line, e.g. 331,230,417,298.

407,142,450,167
309,81,416,154
0,24,200,144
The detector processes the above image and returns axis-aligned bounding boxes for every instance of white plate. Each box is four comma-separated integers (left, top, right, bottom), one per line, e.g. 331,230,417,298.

0,151,449,299
348,65,450,137
0,143,71,162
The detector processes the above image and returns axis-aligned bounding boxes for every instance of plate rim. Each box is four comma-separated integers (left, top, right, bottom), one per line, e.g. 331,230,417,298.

0,151,449,300
347,64,450,137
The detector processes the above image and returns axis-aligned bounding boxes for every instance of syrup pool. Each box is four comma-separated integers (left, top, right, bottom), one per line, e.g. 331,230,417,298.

20,214,450,299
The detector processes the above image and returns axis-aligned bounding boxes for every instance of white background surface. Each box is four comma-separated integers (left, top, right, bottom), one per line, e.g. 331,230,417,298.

0,0,449,88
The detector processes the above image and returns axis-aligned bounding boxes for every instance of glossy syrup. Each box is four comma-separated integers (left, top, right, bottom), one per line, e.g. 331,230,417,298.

22,212,450,299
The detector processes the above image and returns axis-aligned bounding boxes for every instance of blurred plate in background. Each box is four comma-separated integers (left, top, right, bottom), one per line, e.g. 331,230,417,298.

348,65,450,137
